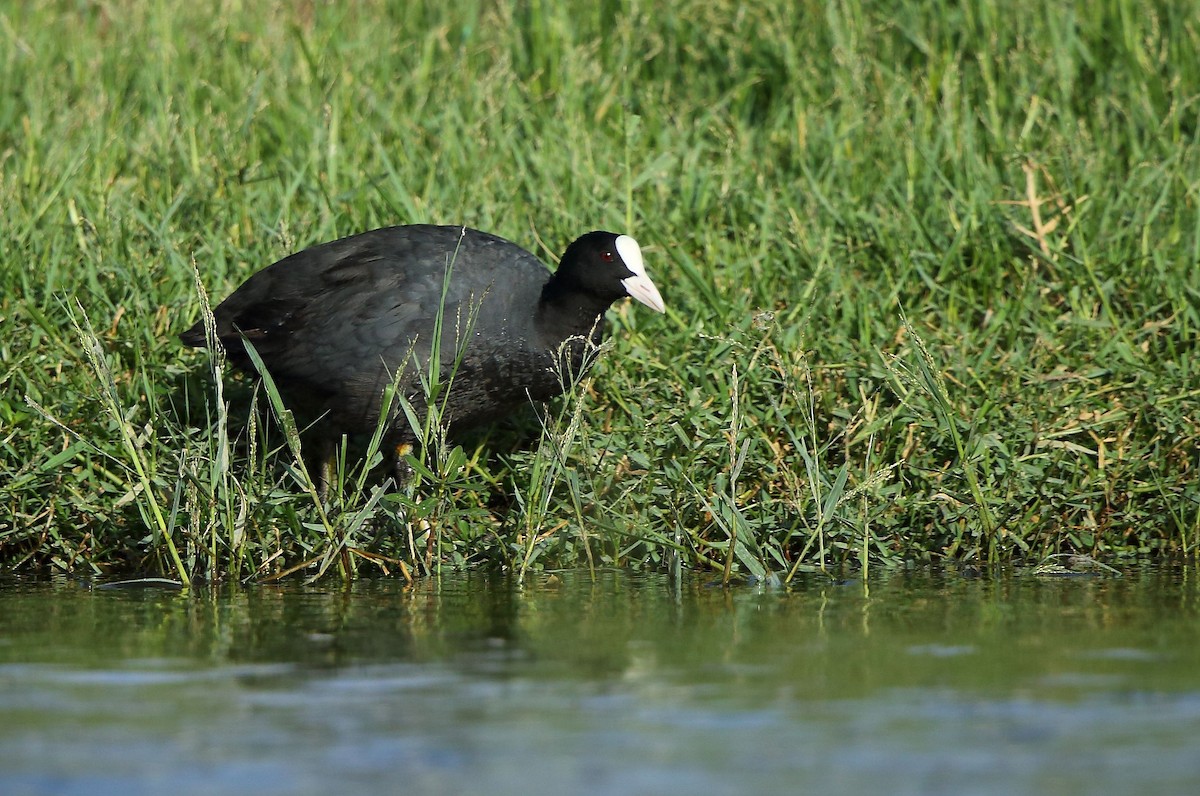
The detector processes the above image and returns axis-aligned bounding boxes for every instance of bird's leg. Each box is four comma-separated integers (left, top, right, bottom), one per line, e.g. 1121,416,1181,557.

312,437,335,506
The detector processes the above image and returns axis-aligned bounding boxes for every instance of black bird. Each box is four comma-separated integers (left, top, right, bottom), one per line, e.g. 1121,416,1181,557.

180,224,664,461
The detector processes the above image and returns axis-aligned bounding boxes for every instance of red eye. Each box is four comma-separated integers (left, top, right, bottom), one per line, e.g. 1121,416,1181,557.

600,250,615,263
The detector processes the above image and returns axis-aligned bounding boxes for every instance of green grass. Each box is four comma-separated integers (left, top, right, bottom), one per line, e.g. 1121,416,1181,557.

3,0,1198,582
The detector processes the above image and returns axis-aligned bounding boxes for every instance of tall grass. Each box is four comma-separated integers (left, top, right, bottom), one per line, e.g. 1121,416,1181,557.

2,0,1198,581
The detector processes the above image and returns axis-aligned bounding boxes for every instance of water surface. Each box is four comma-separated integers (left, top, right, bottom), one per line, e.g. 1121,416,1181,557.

2,567,1199,795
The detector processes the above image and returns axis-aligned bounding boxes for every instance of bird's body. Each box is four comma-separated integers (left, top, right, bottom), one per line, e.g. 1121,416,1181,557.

180,225,663,448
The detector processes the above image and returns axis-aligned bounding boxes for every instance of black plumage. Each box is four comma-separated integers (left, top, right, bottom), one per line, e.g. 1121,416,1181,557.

180,224,664,449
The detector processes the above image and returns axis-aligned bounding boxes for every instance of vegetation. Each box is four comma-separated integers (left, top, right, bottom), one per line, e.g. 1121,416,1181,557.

3,0,1198,583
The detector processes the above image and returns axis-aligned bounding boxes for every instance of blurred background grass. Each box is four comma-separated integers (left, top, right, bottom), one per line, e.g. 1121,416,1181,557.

2,0,1197,581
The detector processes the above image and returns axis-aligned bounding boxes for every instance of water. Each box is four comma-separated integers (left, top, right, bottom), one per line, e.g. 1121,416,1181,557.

2,568,1199,795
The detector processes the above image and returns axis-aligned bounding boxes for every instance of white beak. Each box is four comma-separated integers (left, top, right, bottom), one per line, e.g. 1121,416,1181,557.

615,235,665,313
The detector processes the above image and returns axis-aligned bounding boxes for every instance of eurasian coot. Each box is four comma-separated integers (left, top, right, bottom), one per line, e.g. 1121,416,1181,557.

180,224,664,452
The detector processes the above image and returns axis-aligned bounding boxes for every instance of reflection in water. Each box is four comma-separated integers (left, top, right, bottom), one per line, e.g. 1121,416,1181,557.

2,567,1200,794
